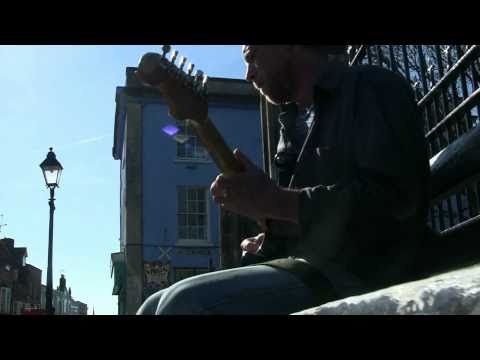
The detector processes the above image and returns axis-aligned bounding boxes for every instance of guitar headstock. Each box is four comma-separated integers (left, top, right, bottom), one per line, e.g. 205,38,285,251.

135,45,209,125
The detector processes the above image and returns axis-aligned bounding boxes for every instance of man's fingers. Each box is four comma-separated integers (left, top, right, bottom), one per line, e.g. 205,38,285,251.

210,174,242,198
240,239,261,253
233,149,257,171
240,233,265,253
210,179,221,197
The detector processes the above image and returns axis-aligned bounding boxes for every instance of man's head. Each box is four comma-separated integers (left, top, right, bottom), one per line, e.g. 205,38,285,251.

242,45,347,105
242,45,293,105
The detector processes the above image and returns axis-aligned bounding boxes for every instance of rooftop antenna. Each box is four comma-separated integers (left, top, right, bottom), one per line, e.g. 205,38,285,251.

0,214,7,238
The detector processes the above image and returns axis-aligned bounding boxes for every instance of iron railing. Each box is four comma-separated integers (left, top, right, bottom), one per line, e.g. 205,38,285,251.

349,45,480,233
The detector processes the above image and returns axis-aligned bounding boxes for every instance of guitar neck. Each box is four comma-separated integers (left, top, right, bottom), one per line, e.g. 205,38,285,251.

188,117,245,176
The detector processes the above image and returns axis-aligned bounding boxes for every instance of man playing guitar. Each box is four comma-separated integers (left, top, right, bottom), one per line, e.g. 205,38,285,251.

136,45,430,315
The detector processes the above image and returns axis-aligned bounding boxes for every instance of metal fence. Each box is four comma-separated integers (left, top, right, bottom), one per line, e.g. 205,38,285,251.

349,45,480,233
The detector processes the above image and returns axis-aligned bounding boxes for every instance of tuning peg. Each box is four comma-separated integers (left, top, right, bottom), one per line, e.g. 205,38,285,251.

192,70,204,94
187,63,195,76
178,56,187,71
193,70,204,85
170,50,179,64
161,45,171,59
201,74,208,96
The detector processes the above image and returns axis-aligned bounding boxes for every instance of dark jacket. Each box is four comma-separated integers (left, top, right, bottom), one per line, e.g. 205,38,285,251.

259,63,431,300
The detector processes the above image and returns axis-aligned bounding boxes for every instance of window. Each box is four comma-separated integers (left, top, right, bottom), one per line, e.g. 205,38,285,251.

174,268,209,282
0,287,12,314
14,301,23,315
176,121,209,161
177,186,209,244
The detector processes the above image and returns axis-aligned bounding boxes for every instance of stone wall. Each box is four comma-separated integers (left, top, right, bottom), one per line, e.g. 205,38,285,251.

293,264,480,315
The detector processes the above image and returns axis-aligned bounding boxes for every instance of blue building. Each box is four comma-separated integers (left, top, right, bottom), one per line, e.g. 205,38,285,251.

111,67,262,314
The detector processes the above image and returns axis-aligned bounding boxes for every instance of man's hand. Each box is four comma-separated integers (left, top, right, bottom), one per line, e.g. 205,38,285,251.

210,149,281,222
240,233,265,254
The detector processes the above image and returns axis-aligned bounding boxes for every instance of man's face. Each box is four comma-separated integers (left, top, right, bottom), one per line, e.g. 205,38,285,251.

242,45,293,105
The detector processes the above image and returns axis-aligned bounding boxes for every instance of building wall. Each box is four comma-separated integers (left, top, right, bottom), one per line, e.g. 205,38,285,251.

17,265,42,306
141,98,262,297
123,102,144,314
75,301,88,315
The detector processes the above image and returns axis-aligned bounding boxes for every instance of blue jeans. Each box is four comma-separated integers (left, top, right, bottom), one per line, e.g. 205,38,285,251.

136,265,318,315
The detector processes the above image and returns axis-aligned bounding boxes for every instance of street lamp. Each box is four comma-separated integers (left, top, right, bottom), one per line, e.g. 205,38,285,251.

39,147,63,315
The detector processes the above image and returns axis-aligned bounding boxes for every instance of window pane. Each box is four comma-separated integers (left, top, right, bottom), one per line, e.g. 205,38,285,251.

188,214,197,226
178,214,187,226
198,226,206,240
177,186,208,242
178,189,186,212
176,120,209,161
177,122,185,133
198,201,206,214
190,201,198,213
183,123,190,135
179,227,187,239
185,142,194,157
177,143,184,157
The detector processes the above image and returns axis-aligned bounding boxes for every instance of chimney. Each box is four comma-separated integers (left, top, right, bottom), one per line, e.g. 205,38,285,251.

1,238,14,249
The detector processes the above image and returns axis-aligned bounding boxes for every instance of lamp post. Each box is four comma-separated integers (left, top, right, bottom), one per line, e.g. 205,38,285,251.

39,147,63,315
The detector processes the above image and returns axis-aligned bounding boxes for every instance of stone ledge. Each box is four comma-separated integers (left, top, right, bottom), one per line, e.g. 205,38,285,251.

293,264,480,315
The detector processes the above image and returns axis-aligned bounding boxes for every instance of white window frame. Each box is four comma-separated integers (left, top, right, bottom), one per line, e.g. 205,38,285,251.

175,121,210,162
176,186,211,247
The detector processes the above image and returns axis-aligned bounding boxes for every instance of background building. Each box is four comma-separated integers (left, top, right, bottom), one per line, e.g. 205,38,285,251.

0,237,42,314
111,67,263,314
40,275,88,315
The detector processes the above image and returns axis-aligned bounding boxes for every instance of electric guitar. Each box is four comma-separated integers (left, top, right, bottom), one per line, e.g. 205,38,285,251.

136,46,287,264
135,45,245,176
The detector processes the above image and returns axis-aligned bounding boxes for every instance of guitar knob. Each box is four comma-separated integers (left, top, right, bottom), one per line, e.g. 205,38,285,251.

161,45,171,59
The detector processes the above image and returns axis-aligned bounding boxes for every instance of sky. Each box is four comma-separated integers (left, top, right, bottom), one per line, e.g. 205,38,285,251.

0,45,247,315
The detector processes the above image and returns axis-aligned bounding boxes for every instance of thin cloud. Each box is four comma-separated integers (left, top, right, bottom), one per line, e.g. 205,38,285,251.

56,134,110,150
